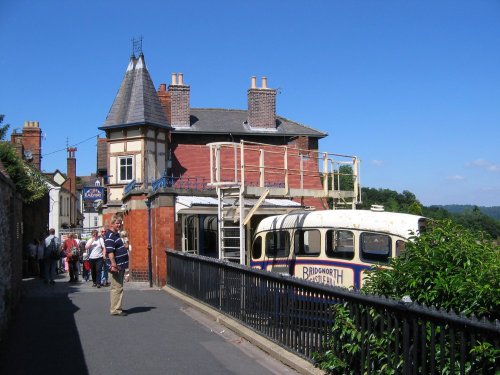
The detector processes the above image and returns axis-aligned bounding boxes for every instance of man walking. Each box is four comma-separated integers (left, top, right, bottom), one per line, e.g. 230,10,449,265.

104,215,129,316
44,228,60,284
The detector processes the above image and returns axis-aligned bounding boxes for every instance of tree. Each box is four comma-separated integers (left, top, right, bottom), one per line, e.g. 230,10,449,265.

0,114,9,140
363,219,500,320
0,114,49,203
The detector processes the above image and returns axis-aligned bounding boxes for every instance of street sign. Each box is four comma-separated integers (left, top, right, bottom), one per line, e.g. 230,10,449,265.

83,187,104,201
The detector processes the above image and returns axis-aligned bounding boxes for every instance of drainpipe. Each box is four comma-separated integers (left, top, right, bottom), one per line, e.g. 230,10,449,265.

145,197,153,287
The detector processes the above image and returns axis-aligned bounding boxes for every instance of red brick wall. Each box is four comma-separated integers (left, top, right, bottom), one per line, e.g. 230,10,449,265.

117,195,176,286
171,138,324,209
151,204,175,286
122,202,149,282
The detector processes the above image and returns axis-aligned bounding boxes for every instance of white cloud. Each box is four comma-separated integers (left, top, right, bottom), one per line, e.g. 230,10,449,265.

446,175,465,181
371,159,383,167
466,159,500,172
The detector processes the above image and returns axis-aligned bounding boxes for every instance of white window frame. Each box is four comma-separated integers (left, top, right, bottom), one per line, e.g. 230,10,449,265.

118,156,134,183
182,215,199,254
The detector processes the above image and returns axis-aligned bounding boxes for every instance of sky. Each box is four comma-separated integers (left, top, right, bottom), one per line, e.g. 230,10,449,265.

1,0,499,207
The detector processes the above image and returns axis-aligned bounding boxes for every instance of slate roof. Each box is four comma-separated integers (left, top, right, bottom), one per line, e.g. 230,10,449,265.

175,108,327,138
100,54,170,130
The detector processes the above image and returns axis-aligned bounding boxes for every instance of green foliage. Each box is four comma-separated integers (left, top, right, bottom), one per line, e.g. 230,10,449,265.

359,187,422,214
363,219,500,320
332,164,355,191
0,114,9,140
437,204,500,221
314,303,499,374
359,187,500,239
0,115,49,203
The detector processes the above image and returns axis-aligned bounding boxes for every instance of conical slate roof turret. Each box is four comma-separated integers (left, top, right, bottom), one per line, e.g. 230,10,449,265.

100,53,170,129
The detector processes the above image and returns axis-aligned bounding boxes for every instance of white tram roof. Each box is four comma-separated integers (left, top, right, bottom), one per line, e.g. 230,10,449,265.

256,209,426,239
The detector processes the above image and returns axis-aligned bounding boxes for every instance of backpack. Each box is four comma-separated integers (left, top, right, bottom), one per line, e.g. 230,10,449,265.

43,237,57,259
48,237,59,260
71,246,80,260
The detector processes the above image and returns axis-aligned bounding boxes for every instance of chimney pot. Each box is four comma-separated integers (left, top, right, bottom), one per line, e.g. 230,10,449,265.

251,76,257,89
159,83,166,92
171,73,177,85
178,73,184,85
261,77,268,89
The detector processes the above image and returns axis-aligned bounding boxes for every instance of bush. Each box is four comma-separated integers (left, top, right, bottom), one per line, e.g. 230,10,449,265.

0,141,48,203
363,219,500,320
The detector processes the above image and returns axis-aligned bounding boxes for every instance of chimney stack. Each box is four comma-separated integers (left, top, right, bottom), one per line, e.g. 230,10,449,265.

247,76,277,129
15,120,42,170
66,147,77,196
165,72,190,127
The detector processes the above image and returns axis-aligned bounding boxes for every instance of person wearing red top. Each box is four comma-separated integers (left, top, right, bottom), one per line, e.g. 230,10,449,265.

62,233,79,282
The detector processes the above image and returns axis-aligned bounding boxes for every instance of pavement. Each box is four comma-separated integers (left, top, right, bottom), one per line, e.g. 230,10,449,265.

0,272,321,375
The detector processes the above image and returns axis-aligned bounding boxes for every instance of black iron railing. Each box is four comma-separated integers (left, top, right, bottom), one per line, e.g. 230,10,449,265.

166,250,500,373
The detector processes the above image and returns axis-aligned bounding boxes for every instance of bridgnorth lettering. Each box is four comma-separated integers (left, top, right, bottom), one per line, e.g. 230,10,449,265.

302,266,344,286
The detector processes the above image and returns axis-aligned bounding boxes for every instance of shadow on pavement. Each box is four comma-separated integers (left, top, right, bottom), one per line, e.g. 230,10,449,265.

0,276,89,375
125,306,157,315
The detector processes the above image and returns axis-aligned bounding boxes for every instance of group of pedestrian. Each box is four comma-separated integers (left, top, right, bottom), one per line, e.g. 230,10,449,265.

31,214,129,317
59,229,110,286
23,229,60,283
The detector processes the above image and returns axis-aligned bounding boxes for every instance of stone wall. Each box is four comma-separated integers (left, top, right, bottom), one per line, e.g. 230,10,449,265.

0,168,23,345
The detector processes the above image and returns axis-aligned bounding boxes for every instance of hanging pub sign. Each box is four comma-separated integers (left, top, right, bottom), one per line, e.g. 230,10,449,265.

82,187,104,201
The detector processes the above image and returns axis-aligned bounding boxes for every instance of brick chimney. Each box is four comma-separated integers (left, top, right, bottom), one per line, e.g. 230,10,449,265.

247,76,277,129
66,147,77,195
165,73,190,127
10,121,42,169
157,83,172,125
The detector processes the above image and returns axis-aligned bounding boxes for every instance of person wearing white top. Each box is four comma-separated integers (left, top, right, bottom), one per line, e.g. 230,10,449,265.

85,229,105,287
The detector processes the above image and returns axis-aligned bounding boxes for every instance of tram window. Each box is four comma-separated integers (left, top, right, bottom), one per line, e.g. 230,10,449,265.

360,232,391,263
326,230,354,260
265,231,290,257
252,236,262,259
395,240,406,257
294,230,320,256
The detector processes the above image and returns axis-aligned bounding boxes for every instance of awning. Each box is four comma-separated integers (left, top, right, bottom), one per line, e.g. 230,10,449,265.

175,196,302,218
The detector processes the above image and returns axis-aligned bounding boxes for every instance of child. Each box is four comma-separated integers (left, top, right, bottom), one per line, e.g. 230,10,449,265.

120,230,131,282
82,251,91,282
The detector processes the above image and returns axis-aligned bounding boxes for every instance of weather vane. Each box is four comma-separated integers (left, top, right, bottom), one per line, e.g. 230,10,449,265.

132,36,143,56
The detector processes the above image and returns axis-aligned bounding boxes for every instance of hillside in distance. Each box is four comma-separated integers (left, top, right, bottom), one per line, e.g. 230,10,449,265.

433,205,500,221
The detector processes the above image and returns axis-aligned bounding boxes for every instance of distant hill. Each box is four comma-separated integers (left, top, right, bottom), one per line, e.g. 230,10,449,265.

432,205,500,221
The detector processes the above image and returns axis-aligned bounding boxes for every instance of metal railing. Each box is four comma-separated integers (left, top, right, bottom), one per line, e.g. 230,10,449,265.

166,250,500,373
152,172,213,193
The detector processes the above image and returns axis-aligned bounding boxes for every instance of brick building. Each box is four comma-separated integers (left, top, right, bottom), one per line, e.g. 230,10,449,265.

99,52,359,285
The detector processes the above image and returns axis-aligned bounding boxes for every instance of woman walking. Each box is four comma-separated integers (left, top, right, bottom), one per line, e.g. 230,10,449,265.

85,229,105,288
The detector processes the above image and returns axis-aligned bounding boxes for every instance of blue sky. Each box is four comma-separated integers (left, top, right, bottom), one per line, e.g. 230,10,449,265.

1,0,499,206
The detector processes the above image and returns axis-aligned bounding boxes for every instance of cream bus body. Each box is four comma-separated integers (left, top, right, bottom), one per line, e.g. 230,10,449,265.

250,209,426,289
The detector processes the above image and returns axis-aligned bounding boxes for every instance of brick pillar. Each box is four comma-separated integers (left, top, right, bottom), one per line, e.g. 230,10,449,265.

168,73,190,127
247,76,277,129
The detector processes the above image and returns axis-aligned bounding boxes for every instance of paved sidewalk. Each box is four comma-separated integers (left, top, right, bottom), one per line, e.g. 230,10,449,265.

0,274,299,375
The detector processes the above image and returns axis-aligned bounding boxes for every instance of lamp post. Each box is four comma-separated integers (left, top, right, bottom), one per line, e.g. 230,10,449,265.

145,198,153,287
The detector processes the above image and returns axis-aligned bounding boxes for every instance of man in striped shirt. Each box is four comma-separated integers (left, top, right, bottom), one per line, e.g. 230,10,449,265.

104,215,129,316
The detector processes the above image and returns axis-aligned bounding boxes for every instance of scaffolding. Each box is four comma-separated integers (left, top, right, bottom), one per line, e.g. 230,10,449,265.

207,140,361,263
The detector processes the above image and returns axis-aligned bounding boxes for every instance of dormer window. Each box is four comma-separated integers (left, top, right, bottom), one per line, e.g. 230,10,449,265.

119,156,133,182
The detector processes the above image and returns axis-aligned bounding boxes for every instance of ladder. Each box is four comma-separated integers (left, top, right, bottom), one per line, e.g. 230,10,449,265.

217,185,245,263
